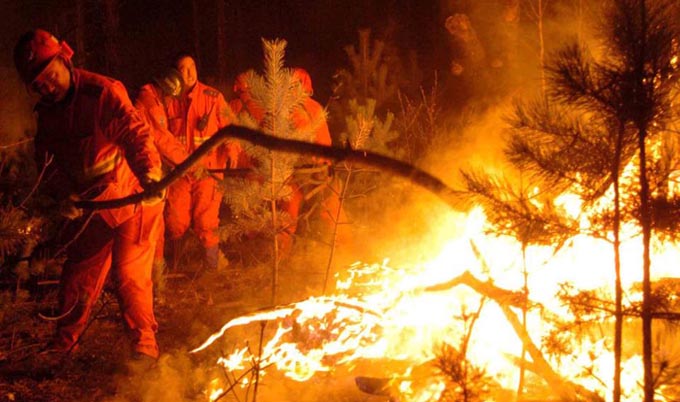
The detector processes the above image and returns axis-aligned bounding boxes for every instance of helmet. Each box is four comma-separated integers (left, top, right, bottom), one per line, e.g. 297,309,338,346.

13,29,74,85
152,68,184,97
291,68,313,95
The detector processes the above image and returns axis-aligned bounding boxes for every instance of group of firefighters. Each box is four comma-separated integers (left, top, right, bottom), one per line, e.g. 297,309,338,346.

12,28,339,367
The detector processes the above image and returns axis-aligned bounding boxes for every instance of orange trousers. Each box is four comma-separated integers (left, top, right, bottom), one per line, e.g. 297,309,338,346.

278,178,350,256
55,202,162,358
164,175,222,248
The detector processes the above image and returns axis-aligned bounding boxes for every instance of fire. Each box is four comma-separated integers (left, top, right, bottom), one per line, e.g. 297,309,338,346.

194,183,680,401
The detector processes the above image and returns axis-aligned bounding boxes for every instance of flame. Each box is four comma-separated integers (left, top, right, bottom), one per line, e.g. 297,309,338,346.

196,145,680,402
195,202,680,402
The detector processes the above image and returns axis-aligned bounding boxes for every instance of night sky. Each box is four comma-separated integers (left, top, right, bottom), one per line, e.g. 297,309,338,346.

1,0,441,103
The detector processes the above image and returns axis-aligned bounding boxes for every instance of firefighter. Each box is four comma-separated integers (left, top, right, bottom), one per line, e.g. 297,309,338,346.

135,68,189,169
231,67,346,257
165,53,240,271
134,68,190,292
280,68,346,254
229,69,261,169
13,29,163,361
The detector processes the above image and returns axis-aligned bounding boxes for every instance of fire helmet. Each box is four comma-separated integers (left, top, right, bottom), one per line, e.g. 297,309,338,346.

291,68,313,96
153,68,184,97
13,29,74,85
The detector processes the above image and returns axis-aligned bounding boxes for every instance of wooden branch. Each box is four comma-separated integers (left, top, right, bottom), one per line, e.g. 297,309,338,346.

75,125,464,210
426,271,528,308
19,153,53,209
0,138,33,150
427,270,604,402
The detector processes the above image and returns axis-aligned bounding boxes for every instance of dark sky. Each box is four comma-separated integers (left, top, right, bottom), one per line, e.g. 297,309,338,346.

1,0,441,103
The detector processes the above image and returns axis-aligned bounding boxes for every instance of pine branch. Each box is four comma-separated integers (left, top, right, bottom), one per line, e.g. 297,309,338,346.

461,169,579,246
507,100,630,200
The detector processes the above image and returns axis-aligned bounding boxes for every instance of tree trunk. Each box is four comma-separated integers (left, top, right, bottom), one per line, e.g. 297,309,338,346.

636,2,653,401
578,0,584,44
323,164,353,294
270,151,280,305
102,0,120,76
191,0,202,69
444,13,486,76
537,0,546,95
516,243,529,400
639,125,653,402
216,0,228,86
499,0,520,69
74,0,86,68
612,123,624,402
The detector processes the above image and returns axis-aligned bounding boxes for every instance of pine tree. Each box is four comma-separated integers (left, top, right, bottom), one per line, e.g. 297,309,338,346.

333,29,400,111
463,1,680,400
221,39,320,304
593,2,680,400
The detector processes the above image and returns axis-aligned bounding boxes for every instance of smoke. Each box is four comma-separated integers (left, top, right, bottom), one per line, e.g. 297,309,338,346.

117,5,615,402
100,351,211,402
322,0,607,275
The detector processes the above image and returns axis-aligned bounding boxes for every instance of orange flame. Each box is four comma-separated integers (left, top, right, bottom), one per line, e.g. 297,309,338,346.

196,143,680,401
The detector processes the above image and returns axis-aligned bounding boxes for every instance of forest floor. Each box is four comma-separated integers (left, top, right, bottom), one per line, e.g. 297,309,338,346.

0,226,400,402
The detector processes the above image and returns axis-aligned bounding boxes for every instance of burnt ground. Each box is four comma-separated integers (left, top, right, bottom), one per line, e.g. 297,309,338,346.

0,213,415,402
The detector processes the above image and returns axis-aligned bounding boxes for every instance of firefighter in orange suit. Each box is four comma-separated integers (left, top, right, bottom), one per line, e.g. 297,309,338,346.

14,29,163,359
229,69,263,169
281,68,349,254
165,53,240,270
134,68,189,272
230,69,264,123
231,68,346,256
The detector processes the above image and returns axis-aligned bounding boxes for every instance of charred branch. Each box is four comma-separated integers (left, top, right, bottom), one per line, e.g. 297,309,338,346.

427,270,605,402
75,125,463,211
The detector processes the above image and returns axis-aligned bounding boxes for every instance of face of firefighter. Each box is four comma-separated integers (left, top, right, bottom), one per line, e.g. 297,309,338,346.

31,57,71,104
176,56,197,91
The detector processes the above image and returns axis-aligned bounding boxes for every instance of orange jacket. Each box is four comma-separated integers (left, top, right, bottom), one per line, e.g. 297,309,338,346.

34,68,162,228
166,81,239,171
134,83,189,167
232,92,330,147
230,92,331,168
230,95,264,124
292,98,331,146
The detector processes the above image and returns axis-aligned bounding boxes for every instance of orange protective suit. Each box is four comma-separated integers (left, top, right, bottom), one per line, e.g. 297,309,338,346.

135,83,190,168
279,95,339,253
231,68,346,256
134,83,190,264
165,81,237,255
34,68,163,358
286,69,350,252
